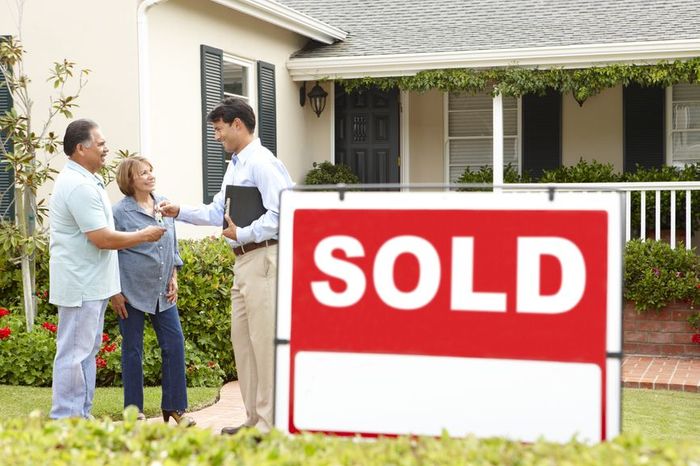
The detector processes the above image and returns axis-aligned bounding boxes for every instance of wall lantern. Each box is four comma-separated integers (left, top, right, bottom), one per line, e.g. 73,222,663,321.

307,81,328,117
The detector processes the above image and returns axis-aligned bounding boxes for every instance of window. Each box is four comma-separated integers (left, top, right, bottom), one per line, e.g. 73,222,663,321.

669,83,700,165
200,45,276,202
446,93,520,182
223,55,254,103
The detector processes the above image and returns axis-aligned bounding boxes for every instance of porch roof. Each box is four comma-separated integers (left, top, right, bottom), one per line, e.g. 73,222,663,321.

279,0,700,80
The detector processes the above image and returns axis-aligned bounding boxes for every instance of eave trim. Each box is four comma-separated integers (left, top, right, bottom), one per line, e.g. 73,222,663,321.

210,0,346,44
286,38,700,80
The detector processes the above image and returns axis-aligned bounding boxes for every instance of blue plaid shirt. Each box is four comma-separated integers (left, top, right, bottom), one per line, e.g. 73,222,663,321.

112,194,183,314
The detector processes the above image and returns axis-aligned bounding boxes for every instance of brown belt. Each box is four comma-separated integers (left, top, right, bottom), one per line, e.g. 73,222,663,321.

233,239,278,256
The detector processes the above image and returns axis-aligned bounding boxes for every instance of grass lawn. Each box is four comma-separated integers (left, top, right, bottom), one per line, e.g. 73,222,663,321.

622,388,700,441
0,385,220,420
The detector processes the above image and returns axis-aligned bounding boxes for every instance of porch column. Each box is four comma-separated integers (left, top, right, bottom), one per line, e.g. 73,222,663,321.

492,93,504,191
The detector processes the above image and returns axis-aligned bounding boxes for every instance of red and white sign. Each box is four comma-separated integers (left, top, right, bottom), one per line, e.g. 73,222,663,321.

274,191,622,443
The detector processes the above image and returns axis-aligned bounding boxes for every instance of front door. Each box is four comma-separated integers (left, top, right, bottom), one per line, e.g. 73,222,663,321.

335,84,400,183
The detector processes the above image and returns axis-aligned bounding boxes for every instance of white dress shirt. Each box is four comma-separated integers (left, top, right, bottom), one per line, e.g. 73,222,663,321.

177,138,294,246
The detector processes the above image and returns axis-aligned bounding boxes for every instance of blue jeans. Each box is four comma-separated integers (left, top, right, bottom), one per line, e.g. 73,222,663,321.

119,302,187,412
50,299,108,419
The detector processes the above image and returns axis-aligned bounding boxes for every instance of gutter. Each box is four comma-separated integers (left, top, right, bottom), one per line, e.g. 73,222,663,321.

137,0,169,157
209,0,346,44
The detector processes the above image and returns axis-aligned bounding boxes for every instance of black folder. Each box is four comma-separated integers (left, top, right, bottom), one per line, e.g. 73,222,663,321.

223,185,267,229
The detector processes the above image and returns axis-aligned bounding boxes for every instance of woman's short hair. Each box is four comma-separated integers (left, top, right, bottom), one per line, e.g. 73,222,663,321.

116,156,153,196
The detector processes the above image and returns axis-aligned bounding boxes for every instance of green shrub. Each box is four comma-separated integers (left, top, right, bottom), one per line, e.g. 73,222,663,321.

303,161,360,185
0,310,56,386
0,222,52,318
175,237,235,382
0,412,699,465
0,234,234,387
624,239,700,311
456,163,528,188
539,159,621,183
456,160,700,235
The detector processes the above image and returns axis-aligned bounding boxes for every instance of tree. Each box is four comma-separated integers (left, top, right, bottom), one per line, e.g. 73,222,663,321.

0,22,89,331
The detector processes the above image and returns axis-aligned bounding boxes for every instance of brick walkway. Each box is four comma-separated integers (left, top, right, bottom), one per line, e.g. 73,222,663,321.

148,356,699,431
148,381,246,432
622,356,700,393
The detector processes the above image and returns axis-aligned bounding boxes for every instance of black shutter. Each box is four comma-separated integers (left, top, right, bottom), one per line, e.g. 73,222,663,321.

623,84,664,172
0,36,14,220
200,45,224,203
521,89,561,179
257,61,276,156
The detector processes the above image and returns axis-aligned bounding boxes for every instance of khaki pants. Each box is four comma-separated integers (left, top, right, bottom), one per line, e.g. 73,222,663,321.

230,244,277,432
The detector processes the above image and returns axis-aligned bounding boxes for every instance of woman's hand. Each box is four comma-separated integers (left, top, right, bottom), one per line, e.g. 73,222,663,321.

111,293,129,319
167,270,179,304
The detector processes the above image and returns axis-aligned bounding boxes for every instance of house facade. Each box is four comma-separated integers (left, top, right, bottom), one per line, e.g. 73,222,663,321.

1,0,700,238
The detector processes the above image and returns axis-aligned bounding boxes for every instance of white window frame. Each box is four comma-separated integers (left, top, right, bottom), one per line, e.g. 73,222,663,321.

223,54,256,116
443,92,521,183
666,83,700,166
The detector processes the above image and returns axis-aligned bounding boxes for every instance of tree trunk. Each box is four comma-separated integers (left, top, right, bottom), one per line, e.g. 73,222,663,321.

15,185,36,331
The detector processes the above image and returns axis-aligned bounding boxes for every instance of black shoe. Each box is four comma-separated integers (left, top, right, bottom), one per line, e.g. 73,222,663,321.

221,425,248,435
162,410,196,427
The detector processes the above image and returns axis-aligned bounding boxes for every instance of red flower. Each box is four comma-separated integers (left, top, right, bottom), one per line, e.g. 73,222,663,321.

0,327,11,340
692,334,700,344
207,361,216,368
0,308,10,318
42,322,58,333
96,357,107,368
102,343,117,353
102,333,110,343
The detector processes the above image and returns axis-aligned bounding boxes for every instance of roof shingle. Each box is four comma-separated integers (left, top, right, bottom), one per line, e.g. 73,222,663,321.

277,0,700,59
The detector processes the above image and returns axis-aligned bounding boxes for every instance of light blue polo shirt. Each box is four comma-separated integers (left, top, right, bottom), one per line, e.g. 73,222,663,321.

49,160,120,307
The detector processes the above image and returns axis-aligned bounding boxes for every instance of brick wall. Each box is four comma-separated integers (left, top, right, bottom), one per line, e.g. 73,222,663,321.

623,302,700,357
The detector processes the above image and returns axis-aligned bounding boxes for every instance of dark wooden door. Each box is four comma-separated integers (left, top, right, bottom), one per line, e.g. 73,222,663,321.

335,84,400,183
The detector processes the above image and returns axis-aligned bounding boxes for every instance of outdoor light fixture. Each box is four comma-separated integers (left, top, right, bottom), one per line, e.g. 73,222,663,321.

307,81,328,117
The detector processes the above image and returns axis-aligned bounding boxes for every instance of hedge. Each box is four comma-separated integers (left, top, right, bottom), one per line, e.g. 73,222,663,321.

457,160,700,233
0,410,698,465
0,234,235,387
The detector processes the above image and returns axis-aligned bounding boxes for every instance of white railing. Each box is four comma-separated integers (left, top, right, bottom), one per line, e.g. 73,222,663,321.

502,182,700,249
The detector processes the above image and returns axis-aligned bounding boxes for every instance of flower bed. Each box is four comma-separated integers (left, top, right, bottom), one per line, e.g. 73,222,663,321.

0,236,235,387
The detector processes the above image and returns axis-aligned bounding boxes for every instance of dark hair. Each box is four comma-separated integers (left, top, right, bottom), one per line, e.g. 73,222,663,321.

206,97,256,133
63,119,98,156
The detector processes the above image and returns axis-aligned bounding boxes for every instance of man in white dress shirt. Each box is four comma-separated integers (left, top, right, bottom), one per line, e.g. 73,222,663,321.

159,98,293,434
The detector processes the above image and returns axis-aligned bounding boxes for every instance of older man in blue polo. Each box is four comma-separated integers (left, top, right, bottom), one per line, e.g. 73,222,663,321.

49,119,165,419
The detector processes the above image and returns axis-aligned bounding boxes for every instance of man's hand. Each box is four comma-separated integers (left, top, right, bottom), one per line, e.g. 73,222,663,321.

111,293,129,319
140,225,167,242
222,213,238,241
166,269,178,304
158,201,180,218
